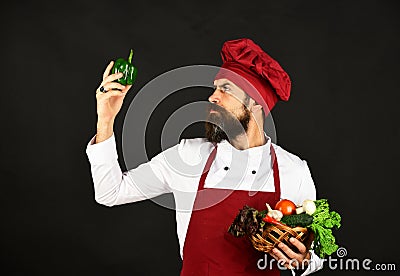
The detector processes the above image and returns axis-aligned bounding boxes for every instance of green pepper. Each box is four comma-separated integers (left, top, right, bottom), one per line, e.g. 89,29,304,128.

111,49,138,85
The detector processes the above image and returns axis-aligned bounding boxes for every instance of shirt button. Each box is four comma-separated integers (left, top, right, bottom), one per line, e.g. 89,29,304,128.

252,170,256,174
224,166,229,171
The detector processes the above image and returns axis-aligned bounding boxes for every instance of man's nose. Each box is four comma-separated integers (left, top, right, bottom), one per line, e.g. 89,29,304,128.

208,89,222,104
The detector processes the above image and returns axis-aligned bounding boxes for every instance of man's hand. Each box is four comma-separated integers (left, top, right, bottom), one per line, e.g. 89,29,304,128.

270,237,311,271
95,61,132,143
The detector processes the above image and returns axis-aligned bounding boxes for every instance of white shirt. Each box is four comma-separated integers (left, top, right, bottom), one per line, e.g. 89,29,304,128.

86,134,323,275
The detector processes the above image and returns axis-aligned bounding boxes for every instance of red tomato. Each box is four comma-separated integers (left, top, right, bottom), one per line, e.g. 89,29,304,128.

275,199,297,216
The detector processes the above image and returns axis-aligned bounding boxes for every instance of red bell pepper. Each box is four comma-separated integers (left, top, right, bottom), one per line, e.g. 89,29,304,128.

262,215,287,227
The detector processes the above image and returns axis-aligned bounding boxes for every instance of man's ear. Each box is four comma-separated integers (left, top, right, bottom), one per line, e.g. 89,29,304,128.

250,104,263,113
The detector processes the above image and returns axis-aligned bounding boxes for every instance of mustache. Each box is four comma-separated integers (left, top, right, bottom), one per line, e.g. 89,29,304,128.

207,103,218,112
206,103,229,115
205,103,243,129
204,103,250,143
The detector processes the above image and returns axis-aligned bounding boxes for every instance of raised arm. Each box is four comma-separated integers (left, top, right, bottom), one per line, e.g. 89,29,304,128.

95,61,132,143
86,61,172,207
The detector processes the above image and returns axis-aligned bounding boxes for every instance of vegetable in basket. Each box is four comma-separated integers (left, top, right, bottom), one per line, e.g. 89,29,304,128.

262,214,286,227
265,203,283,221
296,199,316,215
280,213,313,228
309,199,341,258
275,199,297,215
228,199,342,259
228,205,265,237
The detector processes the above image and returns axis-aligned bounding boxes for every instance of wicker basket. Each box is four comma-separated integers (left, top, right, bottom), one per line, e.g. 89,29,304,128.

250,223,313,254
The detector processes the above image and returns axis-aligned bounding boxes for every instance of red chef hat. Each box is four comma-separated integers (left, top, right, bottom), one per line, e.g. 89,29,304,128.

214,38,291,116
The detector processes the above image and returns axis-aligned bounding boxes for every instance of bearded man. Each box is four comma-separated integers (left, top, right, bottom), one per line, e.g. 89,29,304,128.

86,38,323,275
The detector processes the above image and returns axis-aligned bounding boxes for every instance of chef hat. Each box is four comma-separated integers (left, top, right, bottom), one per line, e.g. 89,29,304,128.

214,38,291,116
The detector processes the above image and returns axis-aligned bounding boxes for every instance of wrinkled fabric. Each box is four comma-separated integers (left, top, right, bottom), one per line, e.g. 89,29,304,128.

215,38,291,115
180,145,281,275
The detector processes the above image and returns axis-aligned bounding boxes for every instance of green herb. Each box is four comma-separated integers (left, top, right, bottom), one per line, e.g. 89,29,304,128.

310,199,341,258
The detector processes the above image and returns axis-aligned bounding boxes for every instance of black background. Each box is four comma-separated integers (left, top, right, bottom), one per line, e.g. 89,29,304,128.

1,0,399,275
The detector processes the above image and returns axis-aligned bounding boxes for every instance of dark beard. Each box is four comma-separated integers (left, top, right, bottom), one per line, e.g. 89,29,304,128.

205,104,251,144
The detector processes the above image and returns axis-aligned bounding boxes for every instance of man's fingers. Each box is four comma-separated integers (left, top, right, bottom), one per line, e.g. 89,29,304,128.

102,72,124,85
270,241,310,271
289,237,307,254
275,240,311,270
277,242,298,260
108,89,127,97
269,251,289,269
96,88,126,99
101,82,126,92
272,248,291,266
103,61,114,80
121,84,132,94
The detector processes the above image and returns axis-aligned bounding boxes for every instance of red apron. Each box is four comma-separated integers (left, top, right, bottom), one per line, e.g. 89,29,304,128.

181,144,281,275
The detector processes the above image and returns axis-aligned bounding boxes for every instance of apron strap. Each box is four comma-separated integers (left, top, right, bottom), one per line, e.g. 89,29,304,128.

270,144,281,201
198,145,217,190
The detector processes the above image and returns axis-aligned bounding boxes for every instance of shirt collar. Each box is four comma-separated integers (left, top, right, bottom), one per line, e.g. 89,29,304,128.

217,133,271,156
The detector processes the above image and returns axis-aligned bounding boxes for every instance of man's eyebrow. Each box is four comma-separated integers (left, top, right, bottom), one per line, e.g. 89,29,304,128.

214,82,232,88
